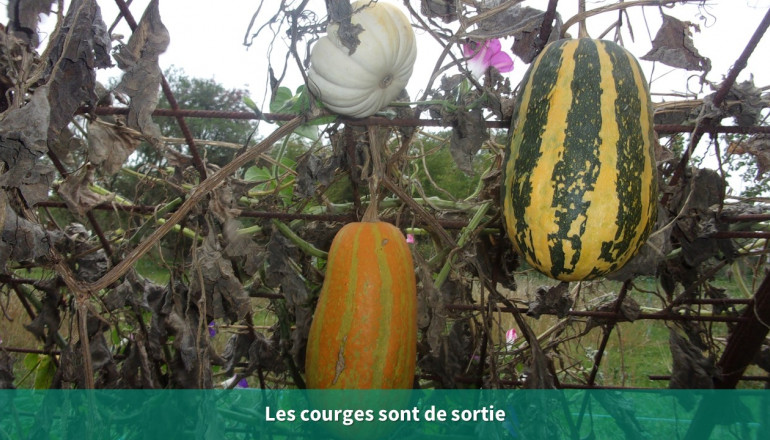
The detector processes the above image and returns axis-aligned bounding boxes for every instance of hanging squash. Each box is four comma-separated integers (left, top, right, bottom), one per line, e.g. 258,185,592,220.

307,1,417,118
305,221,417,389
502,38,658,281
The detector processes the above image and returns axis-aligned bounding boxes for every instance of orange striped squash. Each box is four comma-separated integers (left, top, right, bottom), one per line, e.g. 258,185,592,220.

305,221,417,389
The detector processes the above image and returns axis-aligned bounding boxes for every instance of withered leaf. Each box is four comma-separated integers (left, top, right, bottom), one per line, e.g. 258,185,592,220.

45,0,111,140
420,0,457,23
0,206,53,268
50,127,85,167
0,84,51,166
722,79,766,127
208,184,240,222
23,282,61,349
266,232,309,308
57,165,113,217
669,329,716,389
291,304,313,369
104,270,149,311
7,0,55,48
327,0,363,55
87,119,141,175
75,247,109,283
190,232,249,322
469,4,560,58
222,219,263,277
449,107,489,174
527,282,571,319
418,319,474,388
508,7,562,63
165,309,199,373
113,0,169,143
585,294,642,331
295,153,340,198
641,14,711,72
0,162,55,207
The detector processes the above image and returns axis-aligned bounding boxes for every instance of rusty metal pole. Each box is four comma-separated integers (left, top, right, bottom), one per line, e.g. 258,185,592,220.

715,271,770,389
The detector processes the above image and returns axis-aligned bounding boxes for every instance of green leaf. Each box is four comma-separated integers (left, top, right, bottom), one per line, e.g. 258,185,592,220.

270,87,294,113
33,355,55,389
294,124,319,142
243,96,259,113
244,166,273,183
23,353,40,371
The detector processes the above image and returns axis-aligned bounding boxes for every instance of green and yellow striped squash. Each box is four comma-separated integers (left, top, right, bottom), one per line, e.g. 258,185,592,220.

305,221,416,389
502,38,657,281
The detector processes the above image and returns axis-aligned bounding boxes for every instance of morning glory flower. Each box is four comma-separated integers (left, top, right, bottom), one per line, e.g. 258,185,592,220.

208,321,216,337
221,375,249,388
506,328,518,348
463,39,514,79
406,233,416,244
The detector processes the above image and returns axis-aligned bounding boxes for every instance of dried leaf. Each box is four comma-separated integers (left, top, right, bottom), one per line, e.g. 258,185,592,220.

585,294,642,331
0,161,56,207
104,270,152,311
509,7,562,63
165,309,198,373
669,168,733,268
190,232,249,322
87,120,141,175
50,127,85,167
45,0,111,139
641,14,711,72
468,3,561,62
208,183,241,222
0,206,53,268
23,283,61,350
57,165,113,217
722,79,766,127
222,219,263,277
0,84,51,166
420,0,457,23
114,0,169,142
418,319,474,388
265,232,309,308
527,282,571,319
669,329,716,389
6,0,55,48
295,153,340,198
327,0,363,54
449,107,489,174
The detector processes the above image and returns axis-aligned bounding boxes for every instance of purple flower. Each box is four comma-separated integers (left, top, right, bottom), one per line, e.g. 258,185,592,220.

463,39,514,78
208,321,216,337
221,375,249,389
406,233,416,244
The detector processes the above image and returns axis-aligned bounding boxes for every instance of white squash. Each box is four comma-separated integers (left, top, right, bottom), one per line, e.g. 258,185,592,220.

307,1,417,118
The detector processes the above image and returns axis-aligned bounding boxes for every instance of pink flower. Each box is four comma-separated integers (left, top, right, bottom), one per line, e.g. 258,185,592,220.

406,233,415,244
506,328,518,347
463,39,514,78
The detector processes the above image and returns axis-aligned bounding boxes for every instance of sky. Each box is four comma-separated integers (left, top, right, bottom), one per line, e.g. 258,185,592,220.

3,0,770,190
13,0,768,104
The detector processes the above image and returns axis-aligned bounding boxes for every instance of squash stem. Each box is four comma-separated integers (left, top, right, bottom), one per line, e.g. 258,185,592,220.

272,219,328,259
434,201,491,289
